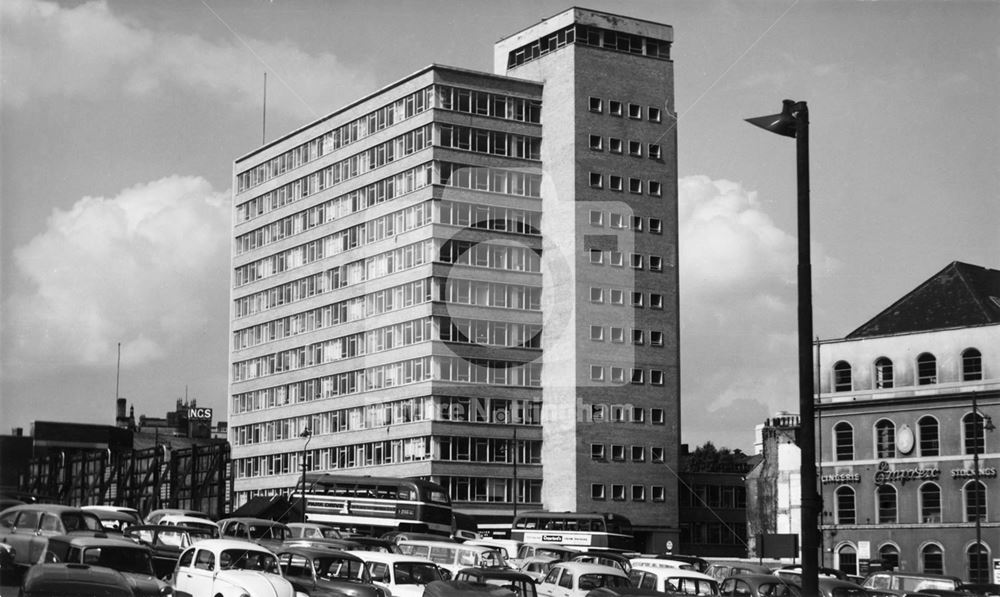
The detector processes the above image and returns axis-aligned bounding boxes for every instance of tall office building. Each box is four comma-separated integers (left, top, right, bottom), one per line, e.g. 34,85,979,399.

229,8,679,550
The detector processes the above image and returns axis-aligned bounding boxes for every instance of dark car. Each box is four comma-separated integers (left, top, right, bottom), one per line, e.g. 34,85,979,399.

455,567,539,597
720,573,801,597
424,580,517,597
0,504,105,568
861,571,965,596
19,563,136,597
816,577,898,597
40,534,170,597
960,583,1000,597
707,563,774,581
278,545,389,597
217,516,293,552
124,523,218,578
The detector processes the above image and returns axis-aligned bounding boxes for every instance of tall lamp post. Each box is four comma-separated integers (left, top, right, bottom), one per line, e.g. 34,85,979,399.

746,100,819,597
972,395,994,582
300,426,312,523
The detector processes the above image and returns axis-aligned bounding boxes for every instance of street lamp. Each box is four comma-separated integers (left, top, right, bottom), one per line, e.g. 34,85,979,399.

300,426,312,523
971,395,994,582
746,100,820,597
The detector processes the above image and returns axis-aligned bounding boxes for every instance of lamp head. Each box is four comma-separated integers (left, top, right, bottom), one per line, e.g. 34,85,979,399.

985,416,996,432
745,99,806,138
300,426,312,438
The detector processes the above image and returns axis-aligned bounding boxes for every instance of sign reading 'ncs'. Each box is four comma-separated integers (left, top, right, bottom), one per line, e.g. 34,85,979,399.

188,408,213,419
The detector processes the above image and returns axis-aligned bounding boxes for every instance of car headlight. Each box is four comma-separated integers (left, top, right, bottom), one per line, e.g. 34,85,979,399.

158,587,173,597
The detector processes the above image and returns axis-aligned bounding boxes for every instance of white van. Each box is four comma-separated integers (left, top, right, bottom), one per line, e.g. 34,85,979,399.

348,550,447,597
397,539,505,575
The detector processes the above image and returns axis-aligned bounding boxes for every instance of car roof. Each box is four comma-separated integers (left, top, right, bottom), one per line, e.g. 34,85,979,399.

2,503,87,514
346,550,436,564
22,563,132,592
632,567,715,581
219,517,289,526
185,538,278,552
553,562,628,575
279,545,363,558
458,567,536,581
48,535,146,548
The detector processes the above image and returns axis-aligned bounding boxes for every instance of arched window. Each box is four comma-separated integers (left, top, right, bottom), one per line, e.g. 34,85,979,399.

968,543,990,584
836,486,856,524
838,544,858,576
965,480,987,523
917,353,937,385
964,412,988,455
877,485,898,524
922,543,944,575
834,361,853,392
878,544,900,571
875,357,894,389
919,483,942,523
918,416,940,457
834,422,854,461
963,348,983,381
875,419,896,459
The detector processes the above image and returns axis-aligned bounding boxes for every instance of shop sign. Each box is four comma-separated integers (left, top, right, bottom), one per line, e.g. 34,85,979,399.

821,472,861,484
952,467,998,479
873,461,940,485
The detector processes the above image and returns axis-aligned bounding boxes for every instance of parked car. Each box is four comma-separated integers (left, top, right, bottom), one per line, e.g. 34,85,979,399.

706,563,774,581
629,565,719,595
861,571,965,596
397,540,506,576
0,504,105,568
170,538,298,597
19,563,136,597
466,539,525,567
719,574,800,597
157,514,220,538
628,557,694,571
124,523,218,578
774,565,849,584
144,509,210,525
517,544,579,563
40,534,170,596
217,517,293,552
278,545,388,597
350,536,403,553
654,554,710,574
349,550,448,597
960,583,1000,597
455,566,539,597
519,556,560,583
816,576,897,597
424,580,517,597
82,506,144,534
537,562,631,597
288,522,345,540
571,551,632,573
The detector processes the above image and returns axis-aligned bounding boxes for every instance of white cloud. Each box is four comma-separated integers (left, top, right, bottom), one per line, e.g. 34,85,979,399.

3,176,231,376
0,0,374,118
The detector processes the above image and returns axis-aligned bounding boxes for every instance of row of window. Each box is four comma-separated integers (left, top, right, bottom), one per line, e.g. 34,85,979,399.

589,287,665,308
590,444,666,463
834,542,991,581
588,250,667,270
589,365,666,386
507,23,671,69
435,85,541,124
588,173,663,196
833,412,991,461
438,124,541,160
589,211,664,233
588,97,663,122
439,240,541,273
680,522,748,547
679,484,748,510
831,348,984,391
590,326,666,347
439,476,542,505
588,135,663,159
832,481,986,525
591,483,666,502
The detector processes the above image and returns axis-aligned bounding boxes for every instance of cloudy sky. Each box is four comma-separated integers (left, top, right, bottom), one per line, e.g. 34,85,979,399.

2,0,997,452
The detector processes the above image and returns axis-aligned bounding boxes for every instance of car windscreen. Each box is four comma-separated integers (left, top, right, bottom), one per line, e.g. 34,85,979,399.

393,562,444,585
62,512,105,532
83,546,155,575
316,556,368,581
222,548,280,573
579,574,629,590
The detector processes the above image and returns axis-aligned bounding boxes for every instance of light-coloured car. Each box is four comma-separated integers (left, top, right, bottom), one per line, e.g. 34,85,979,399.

82,506,145,532
861,571,964,596
397,539,506,576
218,517,293,552
630,566,719,595
157,514,220,538
349,550,448,597
466,539,524,567
0,504,105,568
144,509,211,525
171,538,300,597
629,557,694,571
719,574,800,597
537,562,630,597
519,556,559,583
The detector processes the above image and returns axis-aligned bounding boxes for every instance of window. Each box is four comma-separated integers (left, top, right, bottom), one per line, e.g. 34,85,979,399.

652,486,665,501
632,216,644,231
833,361,852,392
650,294,664,309
628,104,642,119
649,256,663,272
609,138,623,154
608,251,623,266
651,447,664,462
628,140,642,156
610,366,624,383
609,213,625,228
631,485,646,501
877,485,897,524
590,365,604,381
922,544,944,575
612,485,626,501
879,545,900,572
632,329,644,345
591,444,605,460
874,357,894,389
630,254,644,269
650,370,665,385
648,143,662,159
609,101,622,116
965,411,988,455
590,325,604,341
963,348,983,381
834,422,854,461
609,176,623,191
592,405,605,422
965,480,987,522
631,292,643,307
649,181,662,196
589,249,603,264
590,287,604,303
611,445,625,461
875,419,895,459
589,135,603,151
836,486,856,524
918,416,939,457
631,446,645,462
649,218,662,233
837,545,858,577
589,210,603,226
628,178,643,194
968,543,990,584
589,172,603,188
920,482,942,523
648,107,662,122
610,327,625,343
917,352,937,385
591,484,605,500
589,97,603,113
651,408,664,424
631,369,644,384
650,331,664,346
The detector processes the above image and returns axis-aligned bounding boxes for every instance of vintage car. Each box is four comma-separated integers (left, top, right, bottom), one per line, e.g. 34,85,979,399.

349,536,403,553
217,516,293,552
571,551,632,573
157,514,220,538
124,523,218,578
0,504,105,568
706,563,774,581
537,562,631,597
144,509,211,525
40,534,170,596
287,522,345,540
82,506,145,534
349,550,448,597
861,571,965,596
629,566,719,595
278,545,389,597
518,556,560,583
170,538,300,597
455,567,539,597
719,573,800,597
19,563,137,597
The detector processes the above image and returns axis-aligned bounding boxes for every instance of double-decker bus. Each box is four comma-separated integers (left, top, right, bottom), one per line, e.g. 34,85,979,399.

291,474,453,535
510,511,634,550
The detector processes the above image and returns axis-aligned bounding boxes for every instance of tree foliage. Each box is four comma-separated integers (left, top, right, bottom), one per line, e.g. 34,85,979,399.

684,441,749,472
